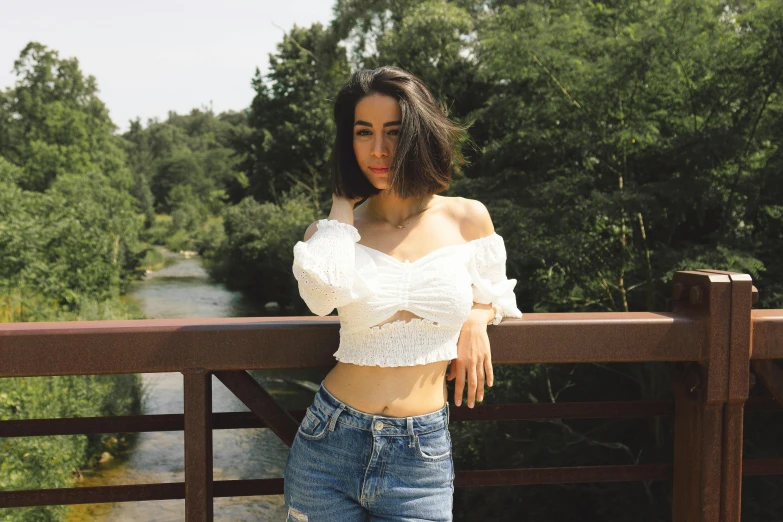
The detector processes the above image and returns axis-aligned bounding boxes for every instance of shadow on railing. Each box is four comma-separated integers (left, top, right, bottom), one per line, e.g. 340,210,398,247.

1,269,782,521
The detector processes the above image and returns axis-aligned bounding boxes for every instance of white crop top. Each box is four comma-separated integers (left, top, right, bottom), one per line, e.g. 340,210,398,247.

292,218,523,367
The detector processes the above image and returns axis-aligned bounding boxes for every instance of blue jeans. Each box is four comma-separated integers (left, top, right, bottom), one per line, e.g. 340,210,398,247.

284,381,454,521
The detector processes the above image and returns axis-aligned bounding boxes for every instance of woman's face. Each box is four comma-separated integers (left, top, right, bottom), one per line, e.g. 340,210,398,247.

353,93,402,190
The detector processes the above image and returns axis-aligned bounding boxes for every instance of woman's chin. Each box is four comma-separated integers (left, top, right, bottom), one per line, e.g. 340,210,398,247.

367,178,389,190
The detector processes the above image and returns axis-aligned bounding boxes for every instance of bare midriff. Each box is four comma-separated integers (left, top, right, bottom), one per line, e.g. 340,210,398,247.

322,310,450,417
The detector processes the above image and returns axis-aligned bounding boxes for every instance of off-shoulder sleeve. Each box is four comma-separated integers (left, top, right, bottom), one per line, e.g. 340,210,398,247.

468,233,524,325
292,219,373,316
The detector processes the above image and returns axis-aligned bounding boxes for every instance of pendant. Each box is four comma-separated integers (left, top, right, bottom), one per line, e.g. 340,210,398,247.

397,225,404,229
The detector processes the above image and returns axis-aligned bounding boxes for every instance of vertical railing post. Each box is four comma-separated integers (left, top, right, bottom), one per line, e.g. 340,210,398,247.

671,272,732,522
698,271,753,522
183,369,213,521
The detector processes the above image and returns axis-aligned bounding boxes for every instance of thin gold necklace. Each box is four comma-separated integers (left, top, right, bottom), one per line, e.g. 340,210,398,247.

367,197,427,229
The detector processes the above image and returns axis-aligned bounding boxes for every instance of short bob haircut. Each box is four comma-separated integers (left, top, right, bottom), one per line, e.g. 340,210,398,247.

331,66,469,200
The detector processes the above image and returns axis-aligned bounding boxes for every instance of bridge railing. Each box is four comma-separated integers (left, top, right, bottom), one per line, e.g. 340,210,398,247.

1,269,782,521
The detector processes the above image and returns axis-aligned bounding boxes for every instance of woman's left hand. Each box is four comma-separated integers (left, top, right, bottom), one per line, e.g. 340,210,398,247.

447,313,494,408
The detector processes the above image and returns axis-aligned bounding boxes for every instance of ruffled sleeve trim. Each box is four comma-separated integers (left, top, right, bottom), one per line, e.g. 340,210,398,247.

292,219,372,316
468,233,523,325
315,218,361,241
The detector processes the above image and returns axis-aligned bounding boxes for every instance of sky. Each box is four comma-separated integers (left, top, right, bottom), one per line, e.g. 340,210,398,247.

1,0,336,133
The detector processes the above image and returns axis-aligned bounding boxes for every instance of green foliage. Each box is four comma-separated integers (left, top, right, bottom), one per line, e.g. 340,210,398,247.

0,43,146,313
0,43,145,522
237,23,351,204
351,1,488,132
0,167,146,311
142,209,225,255
0,42,131,194
0,373,142,522
204,188,319,306
461,0,783,316
120,109,244,257
194,216,227,257
121,108,247,215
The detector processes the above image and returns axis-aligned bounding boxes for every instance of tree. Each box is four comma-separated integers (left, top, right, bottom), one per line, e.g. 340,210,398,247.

238,23,351,205
121,108,248,215
204,188,319,306
0,43,146,313
0,42,131,193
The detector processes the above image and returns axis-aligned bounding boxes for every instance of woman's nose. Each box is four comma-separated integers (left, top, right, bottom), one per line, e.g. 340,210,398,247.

371,137,388,157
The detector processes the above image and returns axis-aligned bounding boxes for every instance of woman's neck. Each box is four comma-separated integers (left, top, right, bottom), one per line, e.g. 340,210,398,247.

368,193,435,224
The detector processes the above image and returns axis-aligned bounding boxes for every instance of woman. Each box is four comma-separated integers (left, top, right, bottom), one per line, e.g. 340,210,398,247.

286,66,523,521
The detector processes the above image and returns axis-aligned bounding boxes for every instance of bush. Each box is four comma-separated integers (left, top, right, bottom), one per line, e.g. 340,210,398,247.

203,188,319,307
0,374,142,522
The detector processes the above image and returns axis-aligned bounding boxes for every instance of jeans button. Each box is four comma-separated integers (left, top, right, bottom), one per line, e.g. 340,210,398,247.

374,421,383,430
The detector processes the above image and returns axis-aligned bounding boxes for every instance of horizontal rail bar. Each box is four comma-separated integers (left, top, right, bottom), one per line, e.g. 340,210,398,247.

751,310,783,359
3,397,780,438
0,465,672,507
5,458,783,508
0,483,187,508
0,480,286,508
455,400,674,421
0,313,704,378
744,396,783,412
455,464,673,487
742,458,783,476
0,478,285,508
0,411,298,438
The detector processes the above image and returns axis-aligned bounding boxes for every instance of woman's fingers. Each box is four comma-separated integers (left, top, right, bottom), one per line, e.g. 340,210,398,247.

452,352,494,406
454,358,492,407
467,364,478,408
485,352,494,388
476,362,485,403
454,361,465,406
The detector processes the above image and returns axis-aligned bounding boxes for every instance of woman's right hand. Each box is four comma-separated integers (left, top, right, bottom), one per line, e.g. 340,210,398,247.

328,193,363,225
332,193,364,207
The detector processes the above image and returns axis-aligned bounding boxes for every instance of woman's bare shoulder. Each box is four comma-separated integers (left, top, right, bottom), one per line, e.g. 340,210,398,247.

303,221,319,242
446,196,495,241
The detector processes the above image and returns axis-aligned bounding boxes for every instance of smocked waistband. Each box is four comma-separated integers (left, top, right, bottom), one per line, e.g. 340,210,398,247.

312,381,449,436
334,323,460,367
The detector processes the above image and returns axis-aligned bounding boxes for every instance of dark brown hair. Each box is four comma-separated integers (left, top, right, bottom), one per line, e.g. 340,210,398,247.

331,66,469,200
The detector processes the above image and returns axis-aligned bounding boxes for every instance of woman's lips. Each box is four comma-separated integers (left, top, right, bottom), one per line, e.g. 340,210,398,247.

369,166,389,175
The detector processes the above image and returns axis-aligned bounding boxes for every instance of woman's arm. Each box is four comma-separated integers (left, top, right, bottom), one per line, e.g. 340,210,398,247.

448,198,498,408
302,194,361,241
292,194,369,316
467,302,497,325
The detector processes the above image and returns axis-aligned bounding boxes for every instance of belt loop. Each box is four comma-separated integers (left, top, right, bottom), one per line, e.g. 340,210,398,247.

329,403,345,432
407,417,416,448
446,402,450,425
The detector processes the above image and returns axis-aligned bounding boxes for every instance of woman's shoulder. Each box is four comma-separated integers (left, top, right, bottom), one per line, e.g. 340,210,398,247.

445,196,495,241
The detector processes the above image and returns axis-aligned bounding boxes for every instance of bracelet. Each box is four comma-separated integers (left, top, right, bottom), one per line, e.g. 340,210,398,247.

489,304,499,325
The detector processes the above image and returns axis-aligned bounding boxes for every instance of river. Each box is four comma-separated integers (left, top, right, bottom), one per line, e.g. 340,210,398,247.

67,248,327,521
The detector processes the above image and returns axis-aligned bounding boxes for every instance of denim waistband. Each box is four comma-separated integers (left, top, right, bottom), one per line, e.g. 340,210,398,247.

312,380,449,437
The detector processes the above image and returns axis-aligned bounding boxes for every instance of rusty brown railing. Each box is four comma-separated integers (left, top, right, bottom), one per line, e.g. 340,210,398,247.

1,269,782,521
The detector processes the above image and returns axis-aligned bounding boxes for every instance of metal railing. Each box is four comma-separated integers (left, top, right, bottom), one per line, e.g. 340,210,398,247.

1,269,782,521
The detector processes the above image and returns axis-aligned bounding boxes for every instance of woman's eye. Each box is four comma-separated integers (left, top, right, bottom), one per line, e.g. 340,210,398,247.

356,129,400,137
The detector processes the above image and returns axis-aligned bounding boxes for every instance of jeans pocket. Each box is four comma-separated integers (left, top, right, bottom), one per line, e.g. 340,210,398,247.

415,426,452,461
297,405,330,441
